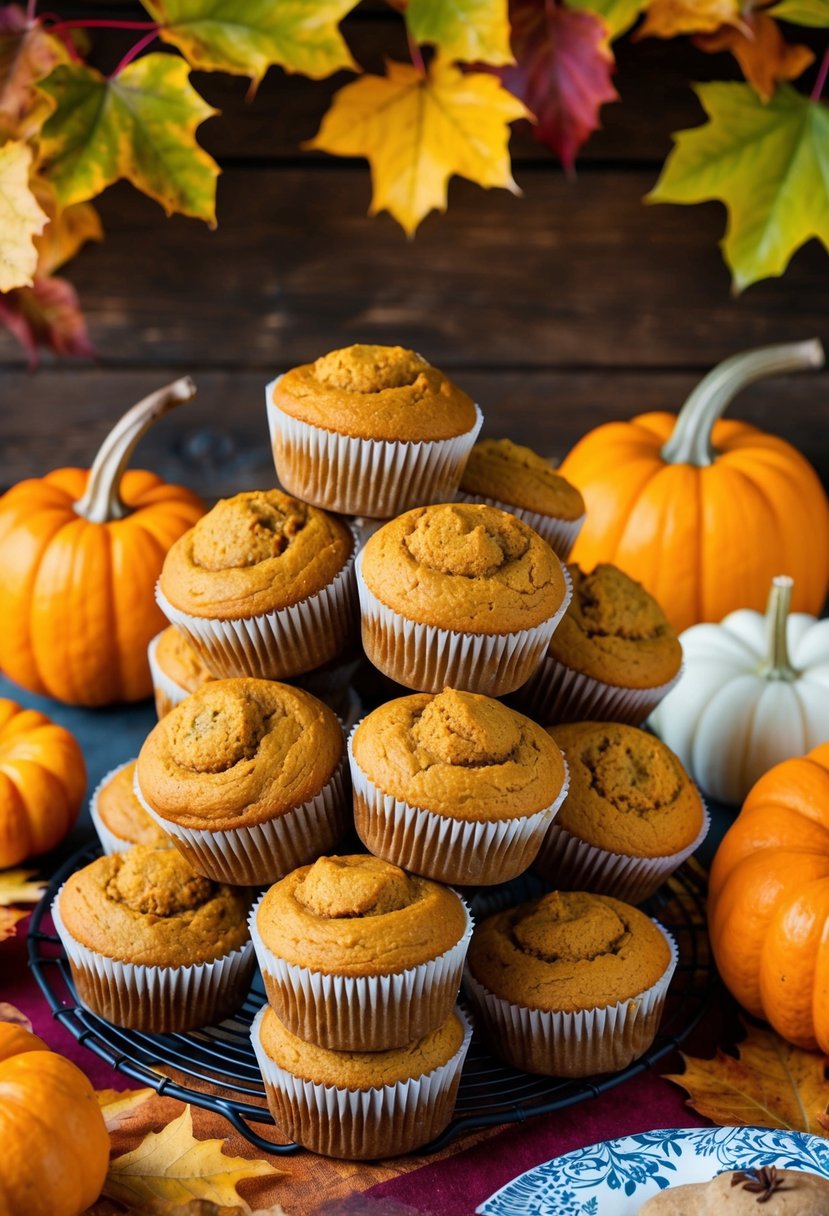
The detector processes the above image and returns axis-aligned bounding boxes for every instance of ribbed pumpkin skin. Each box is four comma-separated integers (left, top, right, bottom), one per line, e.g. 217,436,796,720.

561,413,829,633
0,468,203,705
0,1024,110,1216
708,742,829,1052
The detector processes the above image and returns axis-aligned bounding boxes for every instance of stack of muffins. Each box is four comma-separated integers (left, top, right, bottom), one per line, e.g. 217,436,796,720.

55,343,707,1160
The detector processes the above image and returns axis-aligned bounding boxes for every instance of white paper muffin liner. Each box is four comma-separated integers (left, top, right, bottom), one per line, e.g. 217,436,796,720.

89,760,139,855
147,631,193,719
455,492,584,561
251,1002,473,1159
267,376,483,518
249,891,473,1051
133,753,350,887
464,923,677,1077
356,550,572,697
533,801,711,905
349,725,570,885
52,889,255,1032
513,654,683,727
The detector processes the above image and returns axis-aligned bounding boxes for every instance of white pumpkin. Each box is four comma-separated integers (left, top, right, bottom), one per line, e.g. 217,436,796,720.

649,576,829,804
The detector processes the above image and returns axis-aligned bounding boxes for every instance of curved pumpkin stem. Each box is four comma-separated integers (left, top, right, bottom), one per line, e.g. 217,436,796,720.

758,575,798,682
661,340,825,467
73,377,197,523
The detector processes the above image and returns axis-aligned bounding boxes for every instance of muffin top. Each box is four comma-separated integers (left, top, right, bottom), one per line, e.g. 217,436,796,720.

637,1168,829,1213
159,489,353,620
136,678,343,832
272,344,477,442
360,503,567,633
153,626,215,695
58,846,251,966
550,722,703,857
96,761,170,848
460,439,585,521
467,890,671,1012
256,854,468,976
352,688,566,821
549,564,681,689
258,1004,465,1088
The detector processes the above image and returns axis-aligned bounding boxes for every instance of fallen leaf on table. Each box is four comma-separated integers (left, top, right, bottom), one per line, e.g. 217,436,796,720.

35,195,103,277
768,0,829,25
0,140,48,291
405,0,513,65
638,0,744,38
664,1019,829,1135
0,907,28,941
0,869,45,905
96,1087,156,1132
694,11,813,101
0,273,95,368
0,1002,32,1030
0,3,69,139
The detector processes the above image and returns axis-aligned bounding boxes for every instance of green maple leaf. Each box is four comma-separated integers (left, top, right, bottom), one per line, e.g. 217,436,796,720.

144,0,359,84
648,82,829,291
405,0,513,65
567,0,647,39
768,0,829,26
37,54,219,223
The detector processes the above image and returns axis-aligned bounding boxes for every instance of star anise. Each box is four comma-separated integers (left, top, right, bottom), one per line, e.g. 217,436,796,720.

730,1165,791,1203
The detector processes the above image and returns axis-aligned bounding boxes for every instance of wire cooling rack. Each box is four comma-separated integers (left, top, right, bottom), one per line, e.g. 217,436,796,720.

29,844,715,1155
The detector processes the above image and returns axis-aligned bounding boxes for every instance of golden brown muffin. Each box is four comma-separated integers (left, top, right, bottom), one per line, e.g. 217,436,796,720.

460,438,585,521
638,1168,829,1213
95,761,169,848
153,626,215,694
272,345,477,442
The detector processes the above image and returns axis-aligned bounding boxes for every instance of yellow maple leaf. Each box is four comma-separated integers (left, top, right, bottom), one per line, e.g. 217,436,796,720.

308,59,527,236
639,0,744,37
0,141,48,291
96,1087,155,1132
0,867,46,906
664,1020,829,1135
104,1106,284,1212
405,0,513,66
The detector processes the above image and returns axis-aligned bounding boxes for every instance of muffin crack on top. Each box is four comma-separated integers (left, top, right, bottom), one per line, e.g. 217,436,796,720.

580,739,685,813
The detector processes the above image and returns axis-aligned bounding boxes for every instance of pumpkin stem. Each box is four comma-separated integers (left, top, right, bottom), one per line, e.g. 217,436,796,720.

661,340,825,467
73,377,197,523
758,575,798,682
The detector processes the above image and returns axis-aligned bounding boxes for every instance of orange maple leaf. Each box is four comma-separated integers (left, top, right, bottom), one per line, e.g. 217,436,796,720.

695,12,814,101
639,0,746,38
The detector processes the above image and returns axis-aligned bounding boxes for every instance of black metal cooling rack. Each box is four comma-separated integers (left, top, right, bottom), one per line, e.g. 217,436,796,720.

28,844,716,1155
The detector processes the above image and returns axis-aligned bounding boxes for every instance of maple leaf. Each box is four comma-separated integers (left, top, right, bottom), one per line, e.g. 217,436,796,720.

638,0,744,38
768,0,829,25
0,868,46,905
0,140,48,291
0,4,69,140
405,0,513,65
0,907,27,941
144,0,358,86
665,1020,829,1135
647,82,829,291
96,1087,155,1132
0,1002,32,1030
37,55,219,223
34,197,103,277
0,274,95,369
568,0,647,39
308,58,527,236
103,1106,284,1212
695,12,814,100
499,0,618,172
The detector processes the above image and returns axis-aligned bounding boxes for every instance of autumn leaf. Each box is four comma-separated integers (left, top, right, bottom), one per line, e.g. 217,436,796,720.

0,1002,32,1030
568,0,647,39
0,274,95,369
405,0,513,65
499,0,618,172
0,907,27,941
768,0,829,25
308,58,527,236
665,1020,829,1135
0,4,69,139
0,868,46,905
96,1087,155,1132
103,1106,284,1212
37,55,219,223
144,0,358,86
638,0,744,38
647,82,829,290
695,12,814,100
34,197,103,277
0,140,48,291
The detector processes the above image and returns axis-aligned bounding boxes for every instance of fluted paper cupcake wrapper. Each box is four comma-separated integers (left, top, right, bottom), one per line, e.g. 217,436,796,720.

464,924,677,1078
454,492,584,561
267,377,483,519
52,892,255,1033
88,759,138,856
513,654,683,728
251,1002,473,1159
133,755,350,887
249,892,473,1051
356,550,572,697
349,728,569,885
533,801,711,905
147,631,192,719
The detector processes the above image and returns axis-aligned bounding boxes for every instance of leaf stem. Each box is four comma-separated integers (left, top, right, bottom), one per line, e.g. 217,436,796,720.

811,47,829,103
407,33,426,77
110,29,160,77
43,18,160,33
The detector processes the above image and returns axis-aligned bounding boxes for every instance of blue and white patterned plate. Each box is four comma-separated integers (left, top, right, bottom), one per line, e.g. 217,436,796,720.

477,1126,829,1215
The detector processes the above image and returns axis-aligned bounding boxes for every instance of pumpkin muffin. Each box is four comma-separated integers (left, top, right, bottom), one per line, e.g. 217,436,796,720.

357,502,571,696
350,688,568,884
638,1168,829,1213
135,678,349,886
251,1003,472,1158
268,344,482,518
157,489,357,680
53,845,254,1032
89,760,170,854
251,854,472,1050
536,722,708,903
147,626,214,718
465,890,676,1077
513,564,682,726
458,438,585,559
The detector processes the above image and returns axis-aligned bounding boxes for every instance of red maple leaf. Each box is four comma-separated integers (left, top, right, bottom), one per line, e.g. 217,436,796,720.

0,275,95,370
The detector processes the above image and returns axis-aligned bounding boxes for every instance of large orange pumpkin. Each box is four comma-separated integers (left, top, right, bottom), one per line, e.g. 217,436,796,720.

561,341,829,632
0,378,204,705
0,1023,109,1216
709,741,829,1052
0,698,86,867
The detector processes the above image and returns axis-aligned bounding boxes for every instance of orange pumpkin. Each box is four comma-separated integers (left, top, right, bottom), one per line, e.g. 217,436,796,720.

0,379,204,705
709,741,829,1052
0,1023,109,1216
561,341,829,632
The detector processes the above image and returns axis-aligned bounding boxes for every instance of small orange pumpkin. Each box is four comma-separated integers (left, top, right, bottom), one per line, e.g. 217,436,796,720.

0,1023,109,1216
709,742,829,1052
0,379,204,705
0,697,86,867
561,341,829,632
